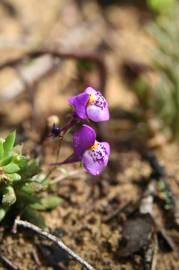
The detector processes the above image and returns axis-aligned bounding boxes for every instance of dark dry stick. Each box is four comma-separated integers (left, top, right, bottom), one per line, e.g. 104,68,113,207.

143,151,175,212
143,235,158,270
154,220,179,258
14,219,96,270
103,201,133,223
0,48,108,139
0,49,107,93
0,253,19,270
139,168,179,257
31,248,41,266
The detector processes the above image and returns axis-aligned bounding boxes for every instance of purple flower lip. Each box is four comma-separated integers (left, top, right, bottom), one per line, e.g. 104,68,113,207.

73,124,110,175
69,87,109,122
82,140,110,176
72,124,96,158
50,124,110,176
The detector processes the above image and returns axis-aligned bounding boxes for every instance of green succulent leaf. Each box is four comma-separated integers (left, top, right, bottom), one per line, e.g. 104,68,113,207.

3,163,20,174
3,131,16,157
17,157,28,169
8,173,21,182
2,186,16,206
0,205,9,222
0,139,4,159
30,195,62,210
0,130,60,225
0,156,13,166
30,174,48,184
20,182,45,194
20,160,40,179
15,191,39,205
22,208,45,228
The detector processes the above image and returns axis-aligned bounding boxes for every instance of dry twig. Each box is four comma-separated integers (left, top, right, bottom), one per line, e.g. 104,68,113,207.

143,235,158,270
0,253,19,270
14,219,96,270
0,55,59,102
51,168,85,184
0,48,107,97
0,48,108,139
103,201,133,223
144,151,175,212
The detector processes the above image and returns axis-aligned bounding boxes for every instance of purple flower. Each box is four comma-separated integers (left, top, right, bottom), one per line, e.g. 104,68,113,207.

74,124,110,175
51,125,110,176
69,87,109,122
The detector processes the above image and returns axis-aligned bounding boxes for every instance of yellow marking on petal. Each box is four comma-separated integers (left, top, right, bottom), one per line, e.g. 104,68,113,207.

87,94,95,106
90,142,98,151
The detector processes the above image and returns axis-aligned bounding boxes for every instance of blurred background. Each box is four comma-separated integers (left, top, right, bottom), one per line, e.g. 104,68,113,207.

0,0,179,270
0,0,179,145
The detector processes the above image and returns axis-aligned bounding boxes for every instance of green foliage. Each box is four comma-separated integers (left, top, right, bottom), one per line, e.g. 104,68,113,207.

0,131,62,226
31,196,62,210
146,0,176,14
77,59,96,72
3,131,16,157
131,8,179,141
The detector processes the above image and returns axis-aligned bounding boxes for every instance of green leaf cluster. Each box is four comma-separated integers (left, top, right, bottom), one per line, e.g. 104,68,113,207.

146,0,176,15
0,131,61,226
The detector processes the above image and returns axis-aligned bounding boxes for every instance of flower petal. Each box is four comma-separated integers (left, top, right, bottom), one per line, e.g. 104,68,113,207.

82,141,110,176
82,151,103,176
101,142,110,166
85,87,110,122
85,86,97,96
68,92,89,119
73,125,96,158
86,104,109,122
